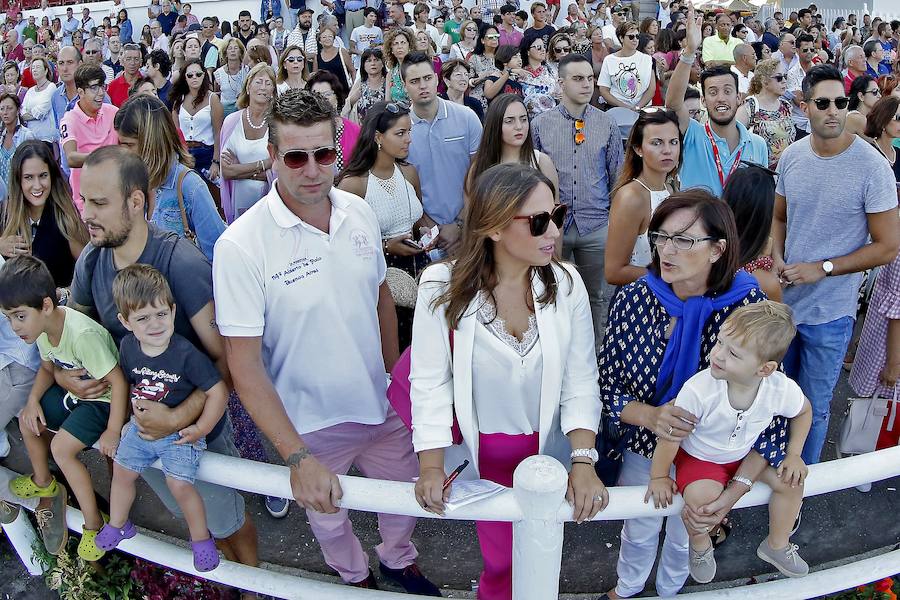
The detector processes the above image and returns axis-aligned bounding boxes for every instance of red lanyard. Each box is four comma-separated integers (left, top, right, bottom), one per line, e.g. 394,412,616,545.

704,122,742,189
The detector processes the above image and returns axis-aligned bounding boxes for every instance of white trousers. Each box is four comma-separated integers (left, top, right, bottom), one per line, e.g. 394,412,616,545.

614,451,690,598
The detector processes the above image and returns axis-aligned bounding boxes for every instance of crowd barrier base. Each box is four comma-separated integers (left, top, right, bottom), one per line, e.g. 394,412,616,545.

3,446,900,599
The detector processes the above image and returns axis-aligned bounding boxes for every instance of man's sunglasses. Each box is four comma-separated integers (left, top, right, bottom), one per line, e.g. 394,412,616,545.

512,204,567,236
277,146,337,168
810,96,849,110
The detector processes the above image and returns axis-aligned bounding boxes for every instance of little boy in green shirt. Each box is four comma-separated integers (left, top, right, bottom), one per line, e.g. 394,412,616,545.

0,256,128,561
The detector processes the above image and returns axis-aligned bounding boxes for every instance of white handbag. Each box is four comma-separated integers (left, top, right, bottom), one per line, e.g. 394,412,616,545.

837,388,900,456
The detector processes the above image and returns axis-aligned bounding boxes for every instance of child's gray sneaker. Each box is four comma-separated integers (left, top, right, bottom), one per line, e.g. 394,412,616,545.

756,539,809,577
689,544,716,583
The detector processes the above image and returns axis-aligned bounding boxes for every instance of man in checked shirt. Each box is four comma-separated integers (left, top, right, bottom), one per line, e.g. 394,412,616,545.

532,53,624,353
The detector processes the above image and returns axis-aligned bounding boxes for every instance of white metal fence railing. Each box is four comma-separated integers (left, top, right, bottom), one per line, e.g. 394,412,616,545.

3,446,900,599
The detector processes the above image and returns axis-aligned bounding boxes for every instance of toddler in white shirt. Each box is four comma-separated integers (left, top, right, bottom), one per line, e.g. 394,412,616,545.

645,301,813,583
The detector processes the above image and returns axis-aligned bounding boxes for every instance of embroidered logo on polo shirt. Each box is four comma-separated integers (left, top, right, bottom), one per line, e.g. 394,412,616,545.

350,229,375,259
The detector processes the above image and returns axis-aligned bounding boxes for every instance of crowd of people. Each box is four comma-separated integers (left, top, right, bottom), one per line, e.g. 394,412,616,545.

0,0,898,598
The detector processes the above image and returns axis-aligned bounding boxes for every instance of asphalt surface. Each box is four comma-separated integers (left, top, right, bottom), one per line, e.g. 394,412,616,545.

1,371,898,598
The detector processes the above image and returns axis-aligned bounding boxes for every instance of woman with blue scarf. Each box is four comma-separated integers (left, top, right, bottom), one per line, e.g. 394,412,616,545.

598,190,789,599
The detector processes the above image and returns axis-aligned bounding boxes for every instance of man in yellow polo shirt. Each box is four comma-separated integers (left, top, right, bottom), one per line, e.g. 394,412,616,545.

702,13,742,67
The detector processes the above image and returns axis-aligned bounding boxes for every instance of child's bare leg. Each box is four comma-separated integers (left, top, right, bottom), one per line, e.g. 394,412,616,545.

108,463,140,528
759,466,803,550
49,430,102,530
19,423,53,488
166,477,210,541
682,480,725,551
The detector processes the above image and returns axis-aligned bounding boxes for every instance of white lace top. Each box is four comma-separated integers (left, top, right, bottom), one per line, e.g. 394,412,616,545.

471,299,542,435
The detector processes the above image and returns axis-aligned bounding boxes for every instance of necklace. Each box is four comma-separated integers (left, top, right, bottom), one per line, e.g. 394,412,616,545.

245,109,267,130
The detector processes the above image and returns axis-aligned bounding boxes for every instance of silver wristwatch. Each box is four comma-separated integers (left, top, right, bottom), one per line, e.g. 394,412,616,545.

571,448,599,465
729,475,753,489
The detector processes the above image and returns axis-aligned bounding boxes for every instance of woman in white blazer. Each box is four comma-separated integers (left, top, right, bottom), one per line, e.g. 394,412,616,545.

410,163,608,600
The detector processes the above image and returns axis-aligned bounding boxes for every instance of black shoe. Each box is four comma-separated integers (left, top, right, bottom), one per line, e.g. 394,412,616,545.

348,570,379,589
379,562,442,596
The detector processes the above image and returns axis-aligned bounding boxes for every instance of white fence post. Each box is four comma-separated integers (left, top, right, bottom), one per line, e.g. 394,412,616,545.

3,505,44,576
511,455,569,600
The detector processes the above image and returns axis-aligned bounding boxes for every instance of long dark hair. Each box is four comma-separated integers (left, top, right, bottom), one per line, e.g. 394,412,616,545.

336,101,410,184
359,47,386,82
473,25,499,56
648,190,741,295
169,58,210,111
1,141,87,249
466,94,537,196
722,164,775,266
432,163,569,330
612,107,683,197
848,74,876,111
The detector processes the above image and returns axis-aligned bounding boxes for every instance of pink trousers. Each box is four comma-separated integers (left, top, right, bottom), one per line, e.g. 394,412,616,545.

301,409,420,583
475,432,540,600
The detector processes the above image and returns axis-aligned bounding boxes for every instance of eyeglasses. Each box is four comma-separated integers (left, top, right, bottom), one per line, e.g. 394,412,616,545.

277,146,337,168
83,49,99,54
512,204,567,236
185,71,204,79
624,33,639,40
648,231,716,251
553,45,570,53
864,89,882,96
893,113,900,122
285,56,303,63
811,96,849,110
574,118,584,145
531,44,545,51
485,34,500,40
800,47,816,53
770,74,786,82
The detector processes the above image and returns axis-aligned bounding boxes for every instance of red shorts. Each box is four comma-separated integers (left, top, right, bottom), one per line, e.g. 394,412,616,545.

674,449,742,492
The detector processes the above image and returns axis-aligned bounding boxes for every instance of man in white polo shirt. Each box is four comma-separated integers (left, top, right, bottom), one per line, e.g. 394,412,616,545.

213,90,441,596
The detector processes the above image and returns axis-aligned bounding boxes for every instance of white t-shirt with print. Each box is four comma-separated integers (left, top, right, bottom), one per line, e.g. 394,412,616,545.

675,369,806,464
213,186,390,435
597,51,653,107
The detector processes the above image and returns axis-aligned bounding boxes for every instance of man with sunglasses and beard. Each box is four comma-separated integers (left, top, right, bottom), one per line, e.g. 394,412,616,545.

666,2,767,197
213,90,441,595
773,65,899,466
532,54,623,352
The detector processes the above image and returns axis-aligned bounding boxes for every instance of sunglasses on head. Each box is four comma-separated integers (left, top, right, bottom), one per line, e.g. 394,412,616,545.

385,101,410,114
811,96,849,110
512,204,567,236
277,146,337,169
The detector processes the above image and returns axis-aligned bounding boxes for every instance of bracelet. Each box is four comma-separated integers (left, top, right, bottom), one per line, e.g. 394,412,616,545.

212,158,220,165
571,459,593,466
679,51,696,65
650,476,669,481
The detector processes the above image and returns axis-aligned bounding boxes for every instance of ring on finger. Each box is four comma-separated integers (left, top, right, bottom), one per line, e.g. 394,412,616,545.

667,424,673,436
594,494,604,502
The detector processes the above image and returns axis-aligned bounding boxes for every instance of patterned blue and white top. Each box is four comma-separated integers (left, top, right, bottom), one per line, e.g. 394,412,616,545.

598,279,789,466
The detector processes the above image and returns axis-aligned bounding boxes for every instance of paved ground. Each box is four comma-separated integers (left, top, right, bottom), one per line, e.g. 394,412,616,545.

1,370,898,598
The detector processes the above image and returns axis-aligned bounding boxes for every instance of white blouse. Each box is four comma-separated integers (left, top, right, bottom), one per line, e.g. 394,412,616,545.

472,300,543,436
178,101,215,146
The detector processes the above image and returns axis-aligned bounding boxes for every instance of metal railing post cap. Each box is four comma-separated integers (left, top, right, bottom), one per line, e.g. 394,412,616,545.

512,455,569,518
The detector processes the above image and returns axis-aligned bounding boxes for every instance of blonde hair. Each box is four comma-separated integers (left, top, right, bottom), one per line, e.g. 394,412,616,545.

112,263,175,320
721,300,796,363
220,37,246,66
236,62,277,109
113,93,194,190
747,58,780,96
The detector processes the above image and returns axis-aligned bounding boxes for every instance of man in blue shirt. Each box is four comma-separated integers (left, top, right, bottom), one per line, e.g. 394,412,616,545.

405,52,482,255
666,4,767,198
532,54,623,352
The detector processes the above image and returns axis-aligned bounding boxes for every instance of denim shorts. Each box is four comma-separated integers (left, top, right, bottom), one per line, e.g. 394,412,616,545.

115,421,207,483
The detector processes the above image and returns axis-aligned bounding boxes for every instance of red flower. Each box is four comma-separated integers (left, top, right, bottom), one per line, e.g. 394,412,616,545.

876,578,894,592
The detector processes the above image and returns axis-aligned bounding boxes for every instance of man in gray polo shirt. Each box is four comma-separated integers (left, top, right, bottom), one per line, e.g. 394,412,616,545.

405,51,482,255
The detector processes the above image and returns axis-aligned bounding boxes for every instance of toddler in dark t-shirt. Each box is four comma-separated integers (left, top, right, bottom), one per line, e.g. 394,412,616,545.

95,264,228,572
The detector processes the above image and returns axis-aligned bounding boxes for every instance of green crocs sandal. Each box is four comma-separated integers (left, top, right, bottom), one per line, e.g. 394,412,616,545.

78,525,107,562
9,475,58,500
